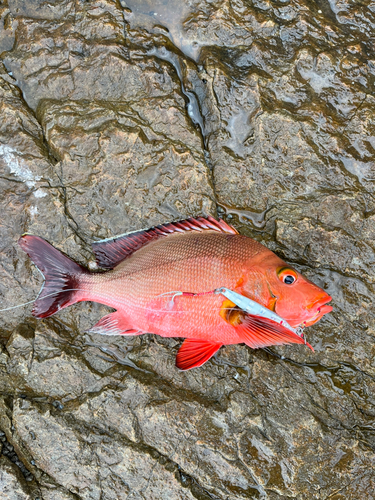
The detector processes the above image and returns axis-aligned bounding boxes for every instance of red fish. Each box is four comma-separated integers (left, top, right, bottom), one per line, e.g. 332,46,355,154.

19,216,332,370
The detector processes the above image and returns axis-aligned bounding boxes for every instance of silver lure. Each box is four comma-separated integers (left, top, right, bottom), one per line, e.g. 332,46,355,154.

214,287,303,337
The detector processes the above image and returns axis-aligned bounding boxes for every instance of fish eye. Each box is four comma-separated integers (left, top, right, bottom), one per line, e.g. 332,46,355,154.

277,267,298,285
283,275,295,284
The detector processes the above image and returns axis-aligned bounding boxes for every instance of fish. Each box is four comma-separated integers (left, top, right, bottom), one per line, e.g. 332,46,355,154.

18,216,333,370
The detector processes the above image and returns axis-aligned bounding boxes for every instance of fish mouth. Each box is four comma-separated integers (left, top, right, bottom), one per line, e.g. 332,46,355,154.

303,295,333,327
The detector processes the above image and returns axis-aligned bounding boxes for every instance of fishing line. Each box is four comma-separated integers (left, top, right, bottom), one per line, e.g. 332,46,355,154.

157,291,184,298
0,299,38,312
157,290,183,308
0,288,228,315
0,289,82,312
0,288,306,342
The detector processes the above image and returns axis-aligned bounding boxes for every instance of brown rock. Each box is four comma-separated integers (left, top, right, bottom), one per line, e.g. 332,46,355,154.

0,456,31,500
14,398,197,500
1,0,375,498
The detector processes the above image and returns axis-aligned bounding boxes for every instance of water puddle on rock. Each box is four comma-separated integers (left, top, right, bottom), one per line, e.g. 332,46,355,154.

122,0,202,60
218,203,272,229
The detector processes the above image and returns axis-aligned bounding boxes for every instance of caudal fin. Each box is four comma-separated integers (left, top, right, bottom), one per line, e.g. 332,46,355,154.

18,235,88,318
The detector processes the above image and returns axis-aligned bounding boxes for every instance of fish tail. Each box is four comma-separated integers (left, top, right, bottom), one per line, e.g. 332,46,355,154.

18,234,89,318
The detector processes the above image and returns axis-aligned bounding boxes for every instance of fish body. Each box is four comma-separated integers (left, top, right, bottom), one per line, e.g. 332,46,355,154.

19,217,332,370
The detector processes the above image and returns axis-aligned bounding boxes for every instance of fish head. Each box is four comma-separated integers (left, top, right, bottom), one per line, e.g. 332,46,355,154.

243,253,332,328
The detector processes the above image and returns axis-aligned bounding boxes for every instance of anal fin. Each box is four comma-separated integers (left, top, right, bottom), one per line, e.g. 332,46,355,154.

87,311,142,336
236,314,313,350
176,339,222,371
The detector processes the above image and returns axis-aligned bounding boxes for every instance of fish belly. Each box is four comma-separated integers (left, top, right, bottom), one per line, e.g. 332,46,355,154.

132,294,240,344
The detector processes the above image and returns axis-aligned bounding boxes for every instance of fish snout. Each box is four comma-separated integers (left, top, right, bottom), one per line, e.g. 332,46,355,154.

304,294,333,326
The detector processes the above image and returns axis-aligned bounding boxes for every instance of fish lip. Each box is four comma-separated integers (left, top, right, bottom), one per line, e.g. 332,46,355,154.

314,295,333,317
303,297,333,327
307,294,332,310
318,304,333,314
316,295,332,308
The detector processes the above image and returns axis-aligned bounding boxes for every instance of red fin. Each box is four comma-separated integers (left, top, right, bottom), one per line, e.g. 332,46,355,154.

176,339,223,371
87,311,142,336
92,216,238,269
18,235,88,319
236,314,314,351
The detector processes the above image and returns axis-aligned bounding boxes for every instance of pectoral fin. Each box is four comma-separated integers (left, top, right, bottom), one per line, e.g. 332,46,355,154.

235,314,313,351
176,339,223,370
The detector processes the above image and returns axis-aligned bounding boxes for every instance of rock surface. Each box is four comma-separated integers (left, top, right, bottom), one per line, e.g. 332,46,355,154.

0,0,374,498
0,455,31,500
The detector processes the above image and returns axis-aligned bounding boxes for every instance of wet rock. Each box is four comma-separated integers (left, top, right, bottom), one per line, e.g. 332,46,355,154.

193,0,375,385
14,398,198,500
0,2,17,53
38,485,77,500
4,324,114,401
69,363,375,499
3,0,215,239
70,375,258,498
0,455,31,500
0,63,75,334
38,97,213,239
1,0,375,498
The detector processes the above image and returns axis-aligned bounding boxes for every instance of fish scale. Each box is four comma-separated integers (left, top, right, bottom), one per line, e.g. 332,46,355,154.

84,232,264,342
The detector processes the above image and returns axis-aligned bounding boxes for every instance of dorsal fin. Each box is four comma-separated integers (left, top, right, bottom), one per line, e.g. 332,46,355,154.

92,216,238,269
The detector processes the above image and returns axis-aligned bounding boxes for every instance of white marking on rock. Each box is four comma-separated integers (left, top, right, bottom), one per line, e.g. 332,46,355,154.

0,144,41,188
251,436,275,461
280,459,294,487
34,188,47,198
29,206,38,219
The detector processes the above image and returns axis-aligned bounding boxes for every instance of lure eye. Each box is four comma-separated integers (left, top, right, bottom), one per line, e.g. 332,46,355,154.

277,267,298,285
